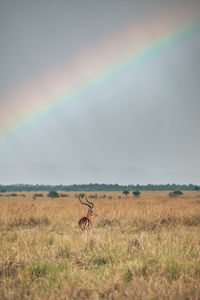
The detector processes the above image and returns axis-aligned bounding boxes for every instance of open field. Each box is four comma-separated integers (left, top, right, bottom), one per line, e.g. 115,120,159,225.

0,191,200,299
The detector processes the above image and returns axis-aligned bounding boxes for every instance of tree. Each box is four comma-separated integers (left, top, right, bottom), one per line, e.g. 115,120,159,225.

123,190,129,197
47,191,59,198
133,191,140,197
194,186,200,191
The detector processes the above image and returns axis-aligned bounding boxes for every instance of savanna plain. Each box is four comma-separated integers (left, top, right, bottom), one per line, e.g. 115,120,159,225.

0,191,200,300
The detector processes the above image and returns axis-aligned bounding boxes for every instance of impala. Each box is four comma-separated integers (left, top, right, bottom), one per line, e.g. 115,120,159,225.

78,195,98,231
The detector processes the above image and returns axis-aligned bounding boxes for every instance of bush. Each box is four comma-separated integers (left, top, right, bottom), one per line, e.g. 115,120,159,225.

169,190,183,198
34,193,43,197
123,190,129,196
89,194,98,199
79,193,85,198
47,191,59,198
133,191,141,197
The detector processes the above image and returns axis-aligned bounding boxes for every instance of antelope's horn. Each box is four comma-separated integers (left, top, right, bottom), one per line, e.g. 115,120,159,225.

85,196,93,207
78,196,91,208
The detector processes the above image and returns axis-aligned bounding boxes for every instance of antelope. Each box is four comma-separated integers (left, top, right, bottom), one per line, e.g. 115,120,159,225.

78,195,98,231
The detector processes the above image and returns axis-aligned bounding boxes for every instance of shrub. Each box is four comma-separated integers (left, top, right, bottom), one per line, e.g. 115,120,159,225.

99,194,106,199
6,193,17,197
89,194,98,199
47,191,59,198
123,190,129,196
34,193,43,197
60,193,69,197
169,190,183,197
79,193,85,198
133,191,141,197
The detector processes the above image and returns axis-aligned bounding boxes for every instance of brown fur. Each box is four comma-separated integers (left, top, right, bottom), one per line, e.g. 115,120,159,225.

78,216,92,231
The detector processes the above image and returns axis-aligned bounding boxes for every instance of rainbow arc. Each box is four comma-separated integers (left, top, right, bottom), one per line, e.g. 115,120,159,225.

0,2,200,146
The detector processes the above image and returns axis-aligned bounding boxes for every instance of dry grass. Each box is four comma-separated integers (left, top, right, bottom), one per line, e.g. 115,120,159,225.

0,191,200,299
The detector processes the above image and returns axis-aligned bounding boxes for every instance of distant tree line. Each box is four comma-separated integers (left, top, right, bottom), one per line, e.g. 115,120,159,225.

0,183,199,192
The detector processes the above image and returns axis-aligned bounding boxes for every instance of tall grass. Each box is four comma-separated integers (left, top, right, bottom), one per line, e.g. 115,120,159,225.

0,191,200,299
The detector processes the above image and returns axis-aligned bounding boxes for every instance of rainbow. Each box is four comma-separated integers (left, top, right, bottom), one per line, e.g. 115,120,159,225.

0,2,200,147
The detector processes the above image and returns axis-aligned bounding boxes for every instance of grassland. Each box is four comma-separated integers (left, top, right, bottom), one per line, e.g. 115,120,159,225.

0,191,200,299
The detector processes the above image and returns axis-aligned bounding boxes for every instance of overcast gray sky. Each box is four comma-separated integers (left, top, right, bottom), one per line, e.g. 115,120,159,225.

0,0,200,185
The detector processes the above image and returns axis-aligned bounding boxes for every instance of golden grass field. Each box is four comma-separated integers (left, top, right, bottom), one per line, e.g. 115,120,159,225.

0,191,200,299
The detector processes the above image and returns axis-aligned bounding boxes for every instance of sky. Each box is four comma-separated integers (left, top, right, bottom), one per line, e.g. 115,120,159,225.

0,0,200,185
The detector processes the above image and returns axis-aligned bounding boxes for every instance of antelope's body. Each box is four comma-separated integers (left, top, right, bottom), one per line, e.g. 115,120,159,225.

78,216,92,231
78,195,98,231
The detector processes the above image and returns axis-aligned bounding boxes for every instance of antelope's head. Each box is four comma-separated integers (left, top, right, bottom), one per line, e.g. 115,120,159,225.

78,195,98,217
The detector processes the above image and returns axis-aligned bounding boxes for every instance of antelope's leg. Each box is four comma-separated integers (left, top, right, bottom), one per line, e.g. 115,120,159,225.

81,230,86,242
